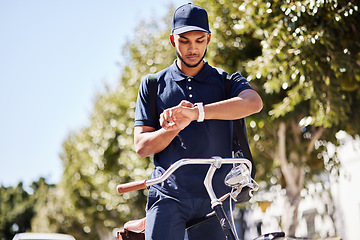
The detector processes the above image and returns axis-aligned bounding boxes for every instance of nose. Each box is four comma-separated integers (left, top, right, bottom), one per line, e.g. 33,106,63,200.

188,42,197,54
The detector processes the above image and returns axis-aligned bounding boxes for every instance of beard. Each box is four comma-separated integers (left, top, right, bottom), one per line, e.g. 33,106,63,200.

176,49,207,68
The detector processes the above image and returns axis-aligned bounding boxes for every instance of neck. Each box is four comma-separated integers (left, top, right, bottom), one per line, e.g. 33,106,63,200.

176,59,204,77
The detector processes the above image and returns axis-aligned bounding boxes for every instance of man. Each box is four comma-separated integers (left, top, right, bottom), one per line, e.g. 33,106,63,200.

134,3,262,240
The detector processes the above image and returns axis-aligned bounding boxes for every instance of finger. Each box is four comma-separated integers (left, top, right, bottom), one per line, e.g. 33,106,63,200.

160,111,176,129
180,100,194,107
163,121,177,131
161,120,175,131
159,112,168,128
161,109,171,122
159,116,166,128
168,108,175,120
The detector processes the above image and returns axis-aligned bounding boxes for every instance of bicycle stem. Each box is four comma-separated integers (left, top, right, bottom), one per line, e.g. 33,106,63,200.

203,156,223,208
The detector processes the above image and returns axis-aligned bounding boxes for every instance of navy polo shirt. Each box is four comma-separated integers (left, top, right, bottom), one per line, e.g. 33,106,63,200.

135,60,253,198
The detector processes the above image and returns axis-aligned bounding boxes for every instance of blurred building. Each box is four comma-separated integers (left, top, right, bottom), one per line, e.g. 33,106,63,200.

235,135,360,240
331,135,360,240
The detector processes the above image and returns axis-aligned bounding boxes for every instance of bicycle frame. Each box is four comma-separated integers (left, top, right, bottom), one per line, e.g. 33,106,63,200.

117,156,257,240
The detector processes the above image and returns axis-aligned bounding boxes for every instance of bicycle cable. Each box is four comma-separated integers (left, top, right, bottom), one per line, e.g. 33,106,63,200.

229,164,240,240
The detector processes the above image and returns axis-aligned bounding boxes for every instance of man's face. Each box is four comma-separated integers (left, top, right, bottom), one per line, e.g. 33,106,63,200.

170,31,211,68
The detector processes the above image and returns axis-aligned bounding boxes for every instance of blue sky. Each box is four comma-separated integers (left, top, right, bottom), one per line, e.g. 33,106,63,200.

0,0,189,188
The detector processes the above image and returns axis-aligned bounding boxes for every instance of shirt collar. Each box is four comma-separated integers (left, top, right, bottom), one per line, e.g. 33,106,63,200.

170,59,211,82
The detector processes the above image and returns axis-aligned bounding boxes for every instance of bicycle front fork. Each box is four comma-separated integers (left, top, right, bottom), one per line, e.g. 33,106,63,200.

213,204,237,240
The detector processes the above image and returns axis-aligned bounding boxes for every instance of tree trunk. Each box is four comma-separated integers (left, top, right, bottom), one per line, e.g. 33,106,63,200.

95,221,113,240
277,122,326,236
282,180,303,236
277,122,305,236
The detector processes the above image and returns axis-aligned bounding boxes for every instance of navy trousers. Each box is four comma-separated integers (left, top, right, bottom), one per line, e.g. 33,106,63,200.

145,187,232,240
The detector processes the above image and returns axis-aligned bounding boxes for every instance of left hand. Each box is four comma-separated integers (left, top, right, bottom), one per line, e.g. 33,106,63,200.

160,100,197,131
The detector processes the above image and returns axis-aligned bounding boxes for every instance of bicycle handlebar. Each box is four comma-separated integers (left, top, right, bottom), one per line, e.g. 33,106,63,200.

116,157,257,240
116,157,253,194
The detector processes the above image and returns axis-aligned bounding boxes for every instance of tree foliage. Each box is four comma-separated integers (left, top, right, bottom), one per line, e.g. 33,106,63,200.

57,8,177,239
194,0,360,235
0,183,33,240
0,178,59,240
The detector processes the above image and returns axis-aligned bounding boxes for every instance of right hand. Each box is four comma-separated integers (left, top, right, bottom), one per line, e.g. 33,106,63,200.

160,100,197,131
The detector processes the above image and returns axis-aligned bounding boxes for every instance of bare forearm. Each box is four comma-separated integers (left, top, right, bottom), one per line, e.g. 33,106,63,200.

134,127,180,158
204,89,263,120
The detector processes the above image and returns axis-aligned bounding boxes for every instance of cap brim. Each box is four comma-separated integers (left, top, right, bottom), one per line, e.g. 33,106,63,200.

173,26,211,35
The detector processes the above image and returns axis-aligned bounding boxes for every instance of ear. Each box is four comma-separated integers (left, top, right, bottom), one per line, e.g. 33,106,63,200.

207,33,211,45
169,34,176,47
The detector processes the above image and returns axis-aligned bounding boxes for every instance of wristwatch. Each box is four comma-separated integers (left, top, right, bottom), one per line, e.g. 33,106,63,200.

194,102,205,122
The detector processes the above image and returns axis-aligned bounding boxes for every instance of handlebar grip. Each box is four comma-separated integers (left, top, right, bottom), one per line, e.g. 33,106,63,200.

117,180,147,194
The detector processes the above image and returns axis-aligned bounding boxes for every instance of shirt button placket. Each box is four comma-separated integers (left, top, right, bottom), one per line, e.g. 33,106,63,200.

187,78,193,99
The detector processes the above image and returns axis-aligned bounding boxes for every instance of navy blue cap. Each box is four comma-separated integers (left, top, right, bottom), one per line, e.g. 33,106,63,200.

171,3,210,35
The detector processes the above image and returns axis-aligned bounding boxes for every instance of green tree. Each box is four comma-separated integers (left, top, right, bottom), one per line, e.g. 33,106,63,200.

0,183,34,239
30,178,92,240
29,178,80,237
194,0,360,236
58,9,177,239
0,178,57,240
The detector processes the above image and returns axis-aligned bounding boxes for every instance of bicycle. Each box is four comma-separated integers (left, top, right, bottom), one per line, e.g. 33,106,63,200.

116,157,287,240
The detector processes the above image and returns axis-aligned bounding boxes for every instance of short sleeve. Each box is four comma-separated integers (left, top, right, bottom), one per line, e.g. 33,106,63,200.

229,72,253,97
134,75,157,128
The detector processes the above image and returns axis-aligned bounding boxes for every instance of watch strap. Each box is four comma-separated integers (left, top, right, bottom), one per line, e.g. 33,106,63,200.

195,102,205,122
